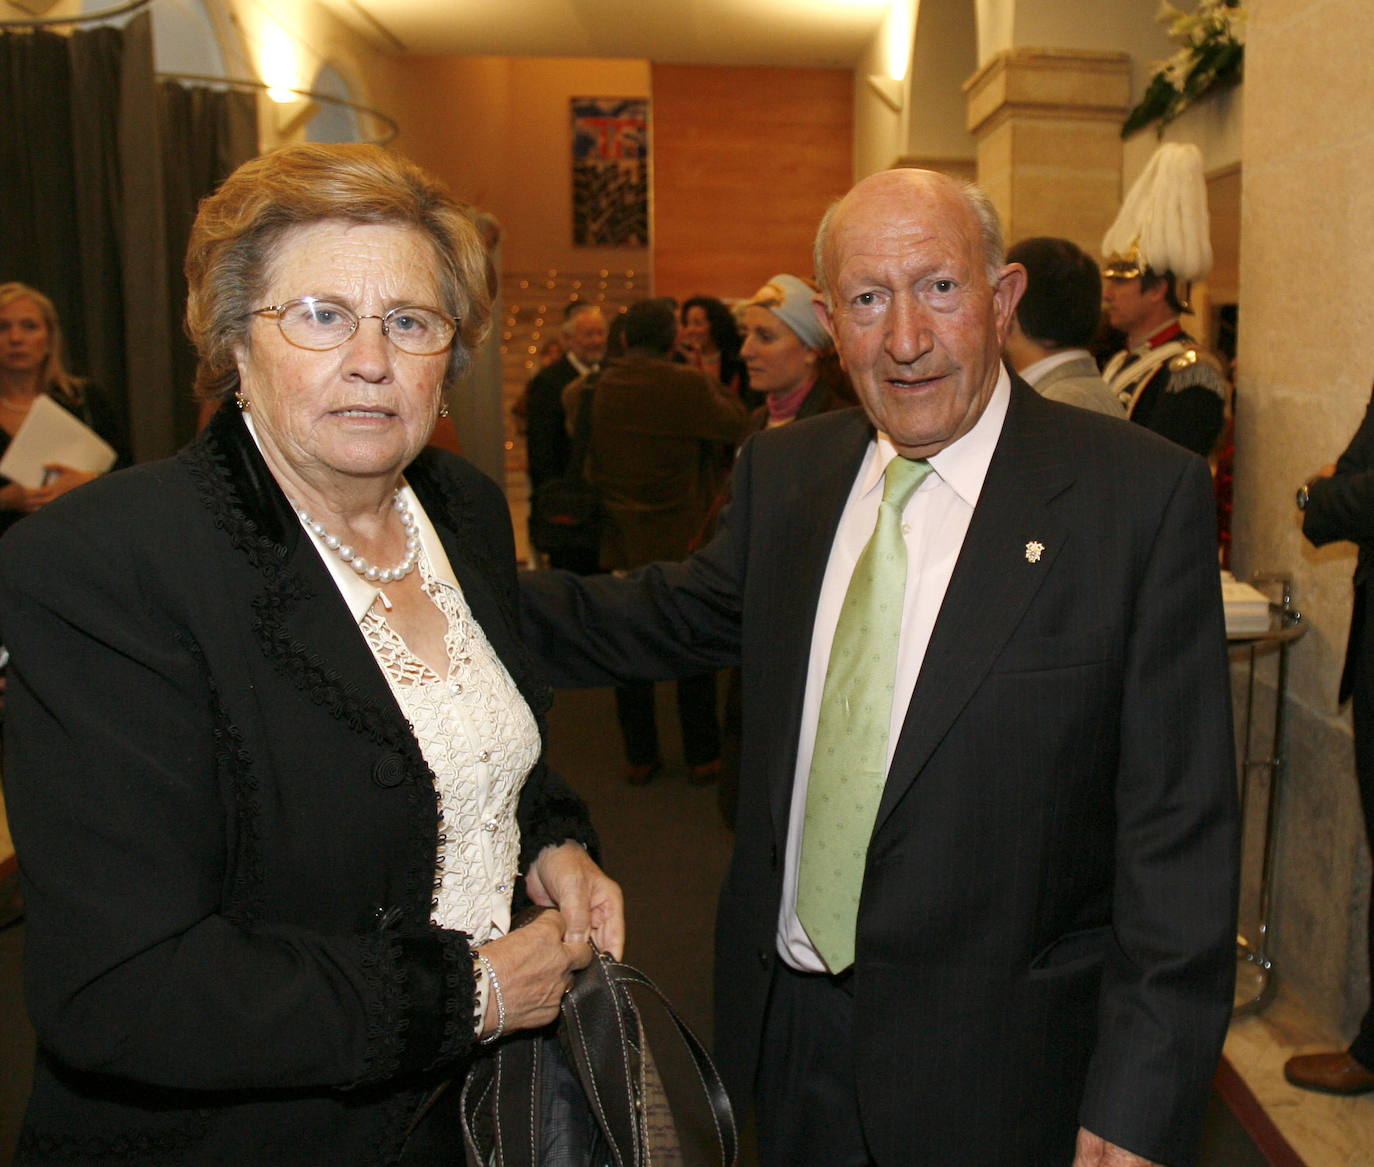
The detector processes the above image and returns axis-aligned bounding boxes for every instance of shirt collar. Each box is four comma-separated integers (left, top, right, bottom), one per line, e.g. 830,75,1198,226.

1018,348,1092,387
567,351,596,377
243,415,458,624
860,363,1011,511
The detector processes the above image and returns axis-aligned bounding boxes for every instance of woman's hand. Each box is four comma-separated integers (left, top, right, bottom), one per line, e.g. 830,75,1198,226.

0,466,98,515
526,841,625,960
476,909,591,1035
37,464,97,503
0,480,42,514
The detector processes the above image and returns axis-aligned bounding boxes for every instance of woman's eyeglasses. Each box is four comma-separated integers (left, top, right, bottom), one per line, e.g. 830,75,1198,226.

250,297,458,356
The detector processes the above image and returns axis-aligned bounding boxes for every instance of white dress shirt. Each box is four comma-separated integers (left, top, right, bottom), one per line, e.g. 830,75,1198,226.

778,367,1011,971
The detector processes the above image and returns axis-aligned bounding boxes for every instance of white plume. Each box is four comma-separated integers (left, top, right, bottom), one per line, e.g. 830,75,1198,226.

1102,143,1212,281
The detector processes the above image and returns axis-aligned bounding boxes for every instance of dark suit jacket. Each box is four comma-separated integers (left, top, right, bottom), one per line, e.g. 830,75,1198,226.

1303,388,1374,702
525,353,583,494
520,378,1238,1166
0,405,594,1164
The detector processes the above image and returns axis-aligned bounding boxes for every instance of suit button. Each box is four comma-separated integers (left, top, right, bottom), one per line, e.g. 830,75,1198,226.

372,753,406,788
769,844,779,870
757,950,771,969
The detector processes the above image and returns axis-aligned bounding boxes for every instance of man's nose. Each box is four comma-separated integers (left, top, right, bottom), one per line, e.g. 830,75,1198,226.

885,301,934,365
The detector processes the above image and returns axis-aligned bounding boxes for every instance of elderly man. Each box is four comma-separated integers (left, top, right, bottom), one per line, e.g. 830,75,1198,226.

524,302,607,569
520,170,1237,1166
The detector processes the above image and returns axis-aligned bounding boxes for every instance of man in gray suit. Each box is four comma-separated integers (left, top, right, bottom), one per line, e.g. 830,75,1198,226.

1004,236,1123,417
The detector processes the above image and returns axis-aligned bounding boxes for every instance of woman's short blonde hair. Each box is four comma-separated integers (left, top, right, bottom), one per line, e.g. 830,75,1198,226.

185,143,492,402
0,282,84,405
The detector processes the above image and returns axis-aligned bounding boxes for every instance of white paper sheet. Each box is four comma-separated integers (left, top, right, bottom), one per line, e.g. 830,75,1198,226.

0,394,117,488
1221,572,1273,636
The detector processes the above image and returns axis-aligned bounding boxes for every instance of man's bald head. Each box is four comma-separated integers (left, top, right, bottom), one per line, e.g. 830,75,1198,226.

813,170,1005,308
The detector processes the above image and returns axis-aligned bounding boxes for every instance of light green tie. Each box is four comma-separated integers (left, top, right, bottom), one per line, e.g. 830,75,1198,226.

796,455,932,972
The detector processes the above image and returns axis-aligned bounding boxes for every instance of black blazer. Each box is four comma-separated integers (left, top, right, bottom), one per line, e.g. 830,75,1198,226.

520,378,1238,1166
1303,387,1374,702
0,405,595,1164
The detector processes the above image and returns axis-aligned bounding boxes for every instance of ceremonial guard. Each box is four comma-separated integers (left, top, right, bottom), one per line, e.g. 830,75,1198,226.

1100,143,1229,460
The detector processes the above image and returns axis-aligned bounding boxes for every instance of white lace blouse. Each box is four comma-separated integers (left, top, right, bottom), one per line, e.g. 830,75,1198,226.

290,479,541,945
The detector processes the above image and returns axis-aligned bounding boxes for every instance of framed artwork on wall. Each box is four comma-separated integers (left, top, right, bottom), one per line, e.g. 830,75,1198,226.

571,97,648,247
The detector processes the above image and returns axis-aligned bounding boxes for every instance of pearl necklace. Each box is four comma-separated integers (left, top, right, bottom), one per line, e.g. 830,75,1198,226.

295,489,421,585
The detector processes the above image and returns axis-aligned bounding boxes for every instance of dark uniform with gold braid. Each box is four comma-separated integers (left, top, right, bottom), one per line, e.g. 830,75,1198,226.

1104,319,1228,459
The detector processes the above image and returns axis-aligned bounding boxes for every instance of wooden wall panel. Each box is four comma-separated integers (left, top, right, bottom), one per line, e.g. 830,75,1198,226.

651,64,852,302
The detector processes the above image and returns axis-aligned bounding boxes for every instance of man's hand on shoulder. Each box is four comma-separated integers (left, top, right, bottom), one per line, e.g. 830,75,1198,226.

1073,1128,1164,1167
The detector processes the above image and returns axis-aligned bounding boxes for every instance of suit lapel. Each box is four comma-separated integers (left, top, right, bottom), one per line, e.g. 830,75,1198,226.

874,379,1075,831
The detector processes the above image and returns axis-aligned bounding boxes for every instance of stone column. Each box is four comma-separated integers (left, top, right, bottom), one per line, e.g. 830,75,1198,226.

1231,0,1374,1044
963,48,1131,254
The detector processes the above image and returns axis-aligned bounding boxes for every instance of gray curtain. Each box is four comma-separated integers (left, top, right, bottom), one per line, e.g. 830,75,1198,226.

158,82,257,443
0,26,86,380
0,13,257,459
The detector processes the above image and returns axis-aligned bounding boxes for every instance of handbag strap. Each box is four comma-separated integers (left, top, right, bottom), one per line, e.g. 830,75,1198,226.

560,952,738,1167
460,1035,548,1167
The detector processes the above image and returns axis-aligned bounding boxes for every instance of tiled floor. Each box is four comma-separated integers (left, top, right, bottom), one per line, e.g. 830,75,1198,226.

1226,986,1374,1166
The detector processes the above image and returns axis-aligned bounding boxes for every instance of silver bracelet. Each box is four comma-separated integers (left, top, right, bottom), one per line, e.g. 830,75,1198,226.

473,950,505,1045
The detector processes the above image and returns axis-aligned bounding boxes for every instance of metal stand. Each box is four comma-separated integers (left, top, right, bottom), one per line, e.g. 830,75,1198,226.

1229,574,1304,1015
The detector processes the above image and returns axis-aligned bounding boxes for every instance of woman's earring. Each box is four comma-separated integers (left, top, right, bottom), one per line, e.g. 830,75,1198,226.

438,402,450,418
234,391,249,411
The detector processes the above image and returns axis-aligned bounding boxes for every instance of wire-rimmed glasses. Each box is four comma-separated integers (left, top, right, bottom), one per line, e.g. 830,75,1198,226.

250,297,458,356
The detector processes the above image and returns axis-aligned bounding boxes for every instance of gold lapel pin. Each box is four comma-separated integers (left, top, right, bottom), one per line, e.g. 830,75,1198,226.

1025,541,1045,564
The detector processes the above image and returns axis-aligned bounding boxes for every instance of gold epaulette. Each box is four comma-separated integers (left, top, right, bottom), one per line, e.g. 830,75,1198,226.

1169,346,1226,376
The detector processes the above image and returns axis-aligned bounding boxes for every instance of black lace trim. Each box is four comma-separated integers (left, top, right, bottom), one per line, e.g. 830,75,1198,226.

518,793,601,871
434,929,477,1069
349,929,407,1090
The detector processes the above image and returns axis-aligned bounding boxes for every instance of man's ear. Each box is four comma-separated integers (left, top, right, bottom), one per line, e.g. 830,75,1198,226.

991,263,1028,344
813,297,846,370
813,295,837,344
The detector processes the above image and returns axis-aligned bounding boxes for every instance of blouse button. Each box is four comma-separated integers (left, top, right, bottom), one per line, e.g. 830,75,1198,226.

497,883,508,893
483,820,498,833
478,750,490,763
448,680,462,695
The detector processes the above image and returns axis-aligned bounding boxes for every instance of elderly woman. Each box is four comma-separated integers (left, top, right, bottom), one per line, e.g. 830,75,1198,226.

738,273,853,430
0,282,129,536
0,144,622,1164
